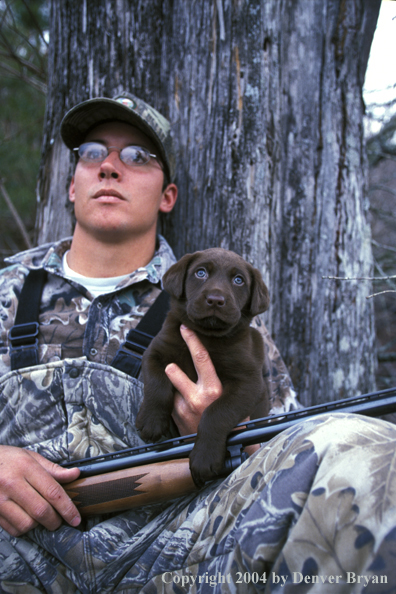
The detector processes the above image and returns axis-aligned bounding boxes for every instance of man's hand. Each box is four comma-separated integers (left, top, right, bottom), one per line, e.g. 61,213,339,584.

166,325,223,436
0,446,81,537
167,325,260,455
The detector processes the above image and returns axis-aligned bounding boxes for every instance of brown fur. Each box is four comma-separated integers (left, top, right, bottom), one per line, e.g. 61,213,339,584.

136,248,270,487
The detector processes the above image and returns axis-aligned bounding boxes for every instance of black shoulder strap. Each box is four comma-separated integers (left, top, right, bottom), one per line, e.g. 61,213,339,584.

9,268,170,378
9,268,47,371
111,289,170,377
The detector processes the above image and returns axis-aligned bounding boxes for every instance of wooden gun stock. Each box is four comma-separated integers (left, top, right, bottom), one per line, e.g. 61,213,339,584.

65,458,197,515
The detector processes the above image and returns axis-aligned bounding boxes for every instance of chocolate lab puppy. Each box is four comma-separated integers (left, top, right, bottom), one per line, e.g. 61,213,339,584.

136,248,270,487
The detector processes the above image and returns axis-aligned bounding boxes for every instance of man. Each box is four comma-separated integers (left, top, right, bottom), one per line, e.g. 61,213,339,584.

0,93,395,592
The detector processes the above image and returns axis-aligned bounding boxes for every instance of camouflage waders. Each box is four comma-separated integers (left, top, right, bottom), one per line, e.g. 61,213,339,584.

0,356,395,594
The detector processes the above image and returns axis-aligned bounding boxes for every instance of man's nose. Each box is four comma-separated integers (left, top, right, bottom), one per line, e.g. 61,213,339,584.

99,150,122,179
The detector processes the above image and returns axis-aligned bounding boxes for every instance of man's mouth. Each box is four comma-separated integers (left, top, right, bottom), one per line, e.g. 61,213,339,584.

93,189,125,200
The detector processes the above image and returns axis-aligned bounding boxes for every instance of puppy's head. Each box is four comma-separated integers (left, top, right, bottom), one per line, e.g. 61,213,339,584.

163,248,269,336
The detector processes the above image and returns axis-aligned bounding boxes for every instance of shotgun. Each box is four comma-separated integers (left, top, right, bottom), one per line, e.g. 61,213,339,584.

63,386,396,515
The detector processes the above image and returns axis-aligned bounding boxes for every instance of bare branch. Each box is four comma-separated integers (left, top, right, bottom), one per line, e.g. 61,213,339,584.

369,206,396,221
0,0,48,85
323,259,396,300
373,259,396,292
20,0,48,49
366,290,396,300
0,61,47,94
0,23,45,70
0,178,33,250
364,96,396,109
369,184,396,198
0,49,45,78
322,274,396,282
368,153,396,163
372,239,396,254
378,352,396,363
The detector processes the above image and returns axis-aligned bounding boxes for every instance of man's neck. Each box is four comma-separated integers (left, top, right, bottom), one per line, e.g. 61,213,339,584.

67,226,157,278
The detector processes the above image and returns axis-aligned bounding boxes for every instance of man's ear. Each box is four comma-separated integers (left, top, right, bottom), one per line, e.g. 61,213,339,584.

159,183,178,214
69,176,76,203
162,252,197,299
248,265,270,316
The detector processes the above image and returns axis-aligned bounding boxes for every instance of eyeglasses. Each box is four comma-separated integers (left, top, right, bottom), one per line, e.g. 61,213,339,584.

73,142,160,168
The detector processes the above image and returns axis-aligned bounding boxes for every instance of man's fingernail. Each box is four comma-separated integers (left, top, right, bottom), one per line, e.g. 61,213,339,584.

70,515,81,527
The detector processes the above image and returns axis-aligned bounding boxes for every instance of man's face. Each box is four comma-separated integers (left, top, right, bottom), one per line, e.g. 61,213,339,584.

69,121,177,242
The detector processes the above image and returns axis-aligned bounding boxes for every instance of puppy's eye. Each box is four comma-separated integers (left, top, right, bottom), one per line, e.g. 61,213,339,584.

233,275,245,286
195,268,208,279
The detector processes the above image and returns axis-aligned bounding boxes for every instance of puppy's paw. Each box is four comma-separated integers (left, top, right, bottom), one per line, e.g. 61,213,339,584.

136,407,172,442
189,443,226,488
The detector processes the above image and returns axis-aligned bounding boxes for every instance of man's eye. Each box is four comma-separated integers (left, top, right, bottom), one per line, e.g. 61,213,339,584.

195,268,207,279
80,143,107,161
122,146,150,165
133,151,146,163
87,148,103,159
233,275,245,286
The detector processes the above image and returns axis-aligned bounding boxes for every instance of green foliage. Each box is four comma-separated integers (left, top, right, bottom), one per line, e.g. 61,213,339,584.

0,0,48,258
0,77,45,218
0,0,48,92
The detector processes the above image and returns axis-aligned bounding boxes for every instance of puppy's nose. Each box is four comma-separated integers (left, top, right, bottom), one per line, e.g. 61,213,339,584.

206,294,225,307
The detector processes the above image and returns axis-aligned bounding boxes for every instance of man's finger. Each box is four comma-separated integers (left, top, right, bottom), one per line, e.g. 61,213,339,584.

165,362,195,395
26,472,81,528
179,325,218,381
0,515,33,538
0,499,40,536
25,451,82,527
29,451,81,484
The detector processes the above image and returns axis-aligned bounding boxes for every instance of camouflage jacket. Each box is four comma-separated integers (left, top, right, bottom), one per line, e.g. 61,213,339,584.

0,236,298,414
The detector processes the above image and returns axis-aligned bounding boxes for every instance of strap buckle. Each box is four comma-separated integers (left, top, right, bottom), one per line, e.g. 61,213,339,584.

9,322,39,349
122,329,152,356
111,329,153,378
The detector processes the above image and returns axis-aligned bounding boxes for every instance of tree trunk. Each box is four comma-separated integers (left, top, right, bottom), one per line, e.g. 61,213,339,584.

36,0,381,406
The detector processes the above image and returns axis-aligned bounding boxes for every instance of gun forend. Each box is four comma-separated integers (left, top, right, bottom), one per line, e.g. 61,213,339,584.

65,458,196,515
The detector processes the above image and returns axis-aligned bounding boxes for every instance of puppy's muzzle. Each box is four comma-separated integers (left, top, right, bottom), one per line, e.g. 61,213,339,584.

205,294,225,308
188,290,241,333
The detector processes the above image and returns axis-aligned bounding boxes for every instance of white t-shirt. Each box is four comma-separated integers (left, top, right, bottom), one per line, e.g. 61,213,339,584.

62,251,130,298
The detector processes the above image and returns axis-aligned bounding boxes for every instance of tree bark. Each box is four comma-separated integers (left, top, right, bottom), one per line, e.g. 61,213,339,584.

36,0,381,406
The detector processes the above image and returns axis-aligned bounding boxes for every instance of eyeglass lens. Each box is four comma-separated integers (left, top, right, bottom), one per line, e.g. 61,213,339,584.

77,142,155,166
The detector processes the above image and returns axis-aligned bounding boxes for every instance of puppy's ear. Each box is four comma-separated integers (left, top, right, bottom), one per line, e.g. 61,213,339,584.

162,253,197,299
248,266,270,316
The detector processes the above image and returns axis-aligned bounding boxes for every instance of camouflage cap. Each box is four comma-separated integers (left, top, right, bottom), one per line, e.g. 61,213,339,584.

60,92,175,181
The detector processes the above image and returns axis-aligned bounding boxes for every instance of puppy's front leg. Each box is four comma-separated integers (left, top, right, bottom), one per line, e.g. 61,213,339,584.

189,385,247,487
136,350,175,442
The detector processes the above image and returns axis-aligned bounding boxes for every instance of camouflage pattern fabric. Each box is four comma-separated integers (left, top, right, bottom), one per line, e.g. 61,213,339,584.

0,359,148,462
0,236,298,413
1,413,396,592
0,235,177,374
